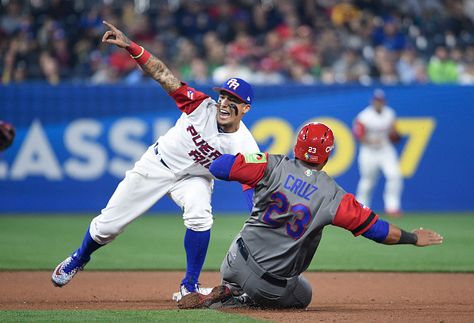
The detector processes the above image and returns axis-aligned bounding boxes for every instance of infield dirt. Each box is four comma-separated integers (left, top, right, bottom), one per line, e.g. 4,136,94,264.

1,271,473,322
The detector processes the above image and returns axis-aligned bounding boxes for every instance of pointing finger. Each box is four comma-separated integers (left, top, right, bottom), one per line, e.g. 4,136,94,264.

103,20,117,31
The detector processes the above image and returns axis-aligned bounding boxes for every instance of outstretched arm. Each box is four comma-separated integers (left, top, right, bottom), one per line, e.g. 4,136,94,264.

210,153,267,212
333,194,443,247
361,217,443,247
101,21,181,93
209,153,267,187
381,223,443,247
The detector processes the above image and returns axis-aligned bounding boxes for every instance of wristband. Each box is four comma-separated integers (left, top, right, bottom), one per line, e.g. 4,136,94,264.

126,42,151,65
131,46,144,59
398,230,418,245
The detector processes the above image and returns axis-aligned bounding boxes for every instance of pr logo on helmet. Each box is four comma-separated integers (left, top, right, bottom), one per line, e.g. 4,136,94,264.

325,145,334,153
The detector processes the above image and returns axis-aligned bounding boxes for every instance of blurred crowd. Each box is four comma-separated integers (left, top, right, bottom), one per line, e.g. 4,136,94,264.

1,0,474,85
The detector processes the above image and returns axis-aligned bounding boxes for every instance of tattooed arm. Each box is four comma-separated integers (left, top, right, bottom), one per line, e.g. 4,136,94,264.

101,20,181,93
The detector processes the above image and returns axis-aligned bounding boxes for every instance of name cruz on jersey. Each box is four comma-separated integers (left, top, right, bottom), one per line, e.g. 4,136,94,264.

209,152,380,276
283,175,318,201
210,152,378,237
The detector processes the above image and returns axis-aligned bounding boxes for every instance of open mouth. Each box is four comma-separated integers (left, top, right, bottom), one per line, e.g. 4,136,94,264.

219,108,232,119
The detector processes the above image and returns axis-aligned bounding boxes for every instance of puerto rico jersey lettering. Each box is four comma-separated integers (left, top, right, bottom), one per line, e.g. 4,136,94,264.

157,84,259,176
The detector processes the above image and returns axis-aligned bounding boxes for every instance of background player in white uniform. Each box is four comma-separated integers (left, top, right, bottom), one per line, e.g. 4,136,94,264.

176,122,443,309
353,89,403,216
51,21,259,299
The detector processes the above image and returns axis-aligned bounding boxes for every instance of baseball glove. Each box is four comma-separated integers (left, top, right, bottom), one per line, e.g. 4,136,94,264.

0,121,16,152
389,129,401,144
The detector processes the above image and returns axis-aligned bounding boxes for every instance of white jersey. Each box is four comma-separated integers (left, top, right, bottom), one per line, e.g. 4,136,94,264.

354,105,396,149
353,104,403,212
157,84,259,176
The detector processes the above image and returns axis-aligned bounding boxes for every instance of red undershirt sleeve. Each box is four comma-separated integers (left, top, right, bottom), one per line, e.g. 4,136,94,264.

352,119,365,141
228,153,268,188
168,83,210,114
332,193,378,236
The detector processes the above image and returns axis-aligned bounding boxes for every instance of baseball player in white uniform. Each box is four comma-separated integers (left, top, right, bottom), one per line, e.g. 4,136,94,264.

353,89,403,216
51,21,259,300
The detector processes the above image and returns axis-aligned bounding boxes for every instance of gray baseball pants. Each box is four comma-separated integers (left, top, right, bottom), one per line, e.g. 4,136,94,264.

220,236,312,308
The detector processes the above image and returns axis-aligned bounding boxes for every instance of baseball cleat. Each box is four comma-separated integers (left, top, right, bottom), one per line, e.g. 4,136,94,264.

51,251,89,287
177,285,232,309
172,283,213,301
209,293,255,309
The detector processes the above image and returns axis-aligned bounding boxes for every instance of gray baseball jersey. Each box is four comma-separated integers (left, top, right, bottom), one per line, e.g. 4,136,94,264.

217,152,377,308
233,153,376,277
241,154,345,277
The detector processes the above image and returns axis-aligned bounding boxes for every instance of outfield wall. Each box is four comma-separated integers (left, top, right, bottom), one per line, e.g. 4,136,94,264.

1,84,473,212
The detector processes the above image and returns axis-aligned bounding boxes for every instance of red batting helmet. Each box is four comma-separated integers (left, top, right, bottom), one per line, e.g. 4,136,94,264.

294,122,335,164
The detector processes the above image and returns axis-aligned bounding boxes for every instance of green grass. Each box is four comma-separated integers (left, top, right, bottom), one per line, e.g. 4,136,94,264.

0,213,471,321
0,310,266,322
315,213,474,271
0,212,473,272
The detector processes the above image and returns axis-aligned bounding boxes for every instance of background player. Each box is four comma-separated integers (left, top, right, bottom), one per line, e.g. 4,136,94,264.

353,89,403,216
51,21,260,300
177,122,443,309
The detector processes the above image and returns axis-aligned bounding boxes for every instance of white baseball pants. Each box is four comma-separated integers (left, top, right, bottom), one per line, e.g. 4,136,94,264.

356,144,403,212
89,145,214,244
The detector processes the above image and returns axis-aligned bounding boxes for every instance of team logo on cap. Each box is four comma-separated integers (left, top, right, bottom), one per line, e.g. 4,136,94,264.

226,78,240,90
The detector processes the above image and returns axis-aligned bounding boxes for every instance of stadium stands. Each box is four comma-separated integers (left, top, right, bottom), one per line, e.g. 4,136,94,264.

1,0,473,85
